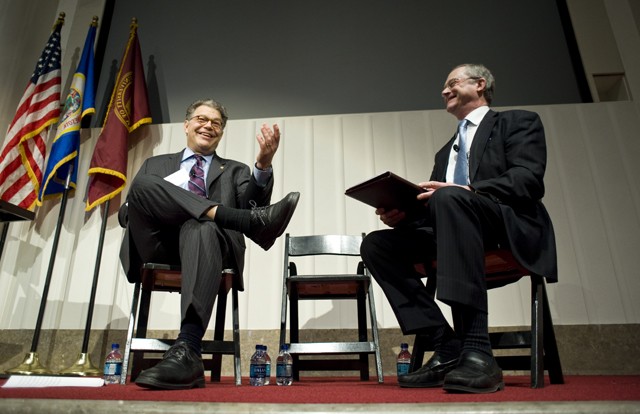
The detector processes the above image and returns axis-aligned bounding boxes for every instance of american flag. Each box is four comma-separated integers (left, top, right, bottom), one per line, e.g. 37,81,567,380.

0,17,64,211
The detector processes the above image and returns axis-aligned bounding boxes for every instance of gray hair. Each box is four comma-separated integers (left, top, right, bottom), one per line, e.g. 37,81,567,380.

454,63,495,104
185,99,229,127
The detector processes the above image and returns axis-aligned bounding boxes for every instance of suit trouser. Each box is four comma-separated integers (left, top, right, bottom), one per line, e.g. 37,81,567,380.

360,186,505,334
126,174,229,330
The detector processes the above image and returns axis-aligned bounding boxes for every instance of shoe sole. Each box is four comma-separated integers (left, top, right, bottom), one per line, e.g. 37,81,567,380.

398,380,444,388
135,376,206,390
260,192,300,250
443,381,505,394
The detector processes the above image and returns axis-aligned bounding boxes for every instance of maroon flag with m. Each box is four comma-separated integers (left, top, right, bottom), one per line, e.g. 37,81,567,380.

85,19,151,211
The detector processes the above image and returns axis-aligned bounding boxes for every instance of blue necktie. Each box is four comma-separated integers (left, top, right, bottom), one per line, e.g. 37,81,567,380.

453,119,469,185
188,155,207,197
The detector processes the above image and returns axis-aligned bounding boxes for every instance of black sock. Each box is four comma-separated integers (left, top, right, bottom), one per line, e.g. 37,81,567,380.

214,206,252,234
177,307,205,357
430,324,461,360
454,306,493,357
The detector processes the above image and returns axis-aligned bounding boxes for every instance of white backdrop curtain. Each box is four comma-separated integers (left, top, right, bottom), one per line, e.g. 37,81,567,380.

1,101,639,334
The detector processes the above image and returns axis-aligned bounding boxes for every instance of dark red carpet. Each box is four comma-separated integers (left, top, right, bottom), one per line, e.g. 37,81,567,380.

1,376,639,404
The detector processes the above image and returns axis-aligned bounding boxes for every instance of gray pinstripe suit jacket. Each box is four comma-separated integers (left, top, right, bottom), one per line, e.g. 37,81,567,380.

118,149,273,290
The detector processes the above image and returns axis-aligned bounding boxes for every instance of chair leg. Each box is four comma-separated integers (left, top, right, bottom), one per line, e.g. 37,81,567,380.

290,286,300,381
210,287,229,382
530,275,545,388
121,282,141,384
279,281,289,352
541,281,564,384
367,282,384,383
231,287,241,386
130,287,152,382
357,283,370,381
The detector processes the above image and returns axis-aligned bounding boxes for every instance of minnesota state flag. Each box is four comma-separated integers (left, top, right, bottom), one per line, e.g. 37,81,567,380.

38,18,97,204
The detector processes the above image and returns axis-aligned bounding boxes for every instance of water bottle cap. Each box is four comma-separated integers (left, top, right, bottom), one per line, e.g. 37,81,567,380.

282,343,289,351
111,343,119,348
400,343,408,348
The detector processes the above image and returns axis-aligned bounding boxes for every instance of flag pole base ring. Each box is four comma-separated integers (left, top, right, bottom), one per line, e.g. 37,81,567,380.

5,352,52,375
58,352,101,376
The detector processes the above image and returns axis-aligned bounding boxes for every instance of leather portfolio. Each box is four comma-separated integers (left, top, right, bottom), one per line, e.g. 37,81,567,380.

345,171,425,211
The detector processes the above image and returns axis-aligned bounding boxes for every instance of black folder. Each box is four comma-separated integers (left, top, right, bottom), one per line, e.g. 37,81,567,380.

345,171,426,211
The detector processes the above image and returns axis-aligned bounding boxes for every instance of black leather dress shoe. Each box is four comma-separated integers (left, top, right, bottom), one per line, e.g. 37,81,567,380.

398,353,459,388
247,192,300,250
443,351,504,394
135,341,205,390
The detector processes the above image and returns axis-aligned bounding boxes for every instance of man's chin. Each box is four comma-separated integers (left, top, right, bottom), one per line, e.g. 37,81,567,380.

196,142,219,155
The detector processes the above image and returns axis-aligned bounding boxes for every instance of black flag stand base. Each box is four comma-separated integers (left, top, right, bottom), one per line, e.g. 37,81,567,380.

5,352,50,375
58,352,101,376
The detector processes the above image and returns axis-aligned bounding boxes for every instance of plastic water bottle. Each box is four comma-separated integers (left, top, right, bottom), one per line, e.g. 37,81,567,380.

103,343,123,384
262,345,271,385
396,343,411,377
249,344,266,386
276,343,293,386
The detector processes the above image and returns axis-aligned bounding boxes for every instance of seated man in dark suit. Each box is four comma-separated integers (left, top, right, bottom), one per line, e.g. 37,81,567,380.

119,98,299,389
360,64,557,393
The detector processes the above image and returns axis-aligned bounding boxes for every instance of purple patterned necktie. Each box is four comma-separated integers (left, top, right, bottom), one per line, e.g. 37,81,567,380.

188,155,207,197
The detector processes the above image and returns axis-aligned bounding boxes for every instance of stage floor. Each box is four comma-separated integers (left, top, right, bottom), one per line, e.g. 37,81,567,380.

2,399,640,414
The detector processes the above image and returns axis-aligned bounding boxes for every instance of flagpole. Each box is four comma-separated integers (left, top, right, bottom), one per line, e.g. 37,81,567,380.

0,223,8,262
6,165,73,375
59,197,109,376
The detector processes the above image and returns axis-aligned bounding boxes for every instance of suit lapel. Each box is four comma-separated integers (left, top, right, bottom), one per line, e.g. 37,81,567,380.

170,151,183,173
207,152,226,192
469,110,498,182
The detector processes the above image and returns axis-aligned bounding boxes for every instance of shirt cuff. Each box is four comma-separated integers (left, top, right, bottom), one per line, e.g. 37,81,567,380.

253,163,273,187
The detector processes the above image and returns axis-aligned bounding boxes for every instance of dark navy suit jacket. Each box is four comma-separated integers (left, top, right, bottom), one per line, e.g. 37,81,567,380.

431,109,557,281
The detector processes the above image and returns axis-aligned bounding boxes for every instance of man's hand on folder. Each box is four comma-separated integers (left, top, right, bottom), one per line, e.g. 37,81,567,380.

416,181,471,201
375,207,407,228
376,181,471,228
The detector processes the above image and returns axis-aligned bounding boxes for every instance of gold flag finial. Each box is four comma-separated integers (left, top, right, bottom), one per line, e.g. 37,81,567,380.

54,12,65,29
91,16,99,27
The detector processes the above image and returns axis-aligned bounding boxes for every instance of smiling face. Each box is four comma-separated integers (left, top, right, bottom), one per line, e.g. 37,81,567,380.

184,104,225,155
441,65,488,120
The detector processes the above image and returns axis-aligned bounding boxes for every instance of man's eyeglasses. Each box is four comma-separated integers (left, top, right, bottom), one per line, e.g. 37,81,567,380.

444,77,481,90
190,115,224,130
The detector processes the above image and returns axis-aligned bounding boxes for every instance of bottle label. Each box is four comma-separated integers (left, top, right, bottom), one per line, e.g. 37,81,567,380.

276,363,292,377
250,363,266,378
104,362,122,376
397,362,410,376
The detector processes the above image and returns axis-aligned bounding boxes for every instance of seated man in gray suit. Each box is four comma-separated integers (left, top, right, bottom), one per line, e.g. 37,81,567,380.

119,98,299,390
